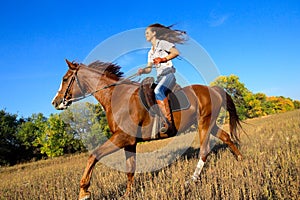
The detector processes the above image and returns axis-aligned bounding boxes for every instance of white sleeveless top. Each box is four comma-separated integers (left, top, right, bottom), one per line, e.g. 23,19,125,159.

148,39,175,76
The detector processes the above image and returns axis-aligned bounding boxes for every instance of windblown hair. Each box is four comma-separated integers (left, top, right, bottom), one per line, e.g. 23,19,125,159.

148,23,187,44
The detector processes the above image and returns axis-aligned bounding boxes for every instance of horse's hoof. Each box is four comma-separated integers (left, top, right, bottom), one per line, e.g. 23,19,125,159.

184,180,191,188
237,155,243,161
184,177,198,188
184,178,197,195
79,196,91,200
79,191,91,200
120,191,131,199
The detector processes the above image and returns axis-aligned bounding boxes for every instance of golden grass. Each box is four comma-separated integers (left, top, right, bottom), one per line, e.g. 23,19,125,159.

1,110,300,199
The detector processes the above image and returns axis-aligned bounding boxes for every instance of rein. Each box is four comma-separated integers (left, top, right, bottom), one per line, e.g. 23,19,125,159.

63,71,139,104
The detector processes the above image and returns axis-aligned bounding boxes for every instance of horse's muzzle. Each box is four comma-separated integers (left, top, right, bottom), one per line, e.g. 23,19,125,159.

52,97,71,110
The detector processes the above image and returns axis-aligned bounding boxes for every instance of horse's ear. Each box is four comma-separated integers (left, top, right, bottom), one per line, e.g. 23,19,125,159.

65,59,77,70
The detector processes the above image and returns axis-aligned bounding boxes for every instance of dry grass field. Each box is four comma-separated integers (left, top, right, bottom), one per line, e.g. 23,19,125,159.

1,110,299,199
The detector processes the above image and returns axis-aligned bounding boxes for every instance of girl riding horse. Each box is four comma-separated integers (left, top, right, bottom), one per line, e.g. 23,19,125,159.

138,23,187,135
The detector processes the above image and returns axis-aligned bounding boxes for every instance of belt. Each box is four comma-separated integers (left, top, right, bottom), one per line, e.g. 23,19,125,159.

158,67,176,77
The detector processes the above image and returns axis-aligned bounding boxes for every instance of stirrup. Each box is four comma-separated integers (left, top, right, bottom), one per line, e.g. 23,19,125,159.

160,121,169,133
160,126,168,133
160,120,174,134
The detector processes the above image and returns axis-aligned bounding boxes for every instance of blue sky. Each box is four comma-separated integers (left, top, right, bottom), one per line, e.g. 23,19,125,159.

0,0,299,118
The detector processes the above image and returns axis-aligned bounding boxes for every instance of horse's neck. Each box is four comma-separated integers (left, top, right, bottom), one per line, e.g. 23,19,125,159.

93,79,138,112
78,67,120,111
94,90,112,111
90,76,116,111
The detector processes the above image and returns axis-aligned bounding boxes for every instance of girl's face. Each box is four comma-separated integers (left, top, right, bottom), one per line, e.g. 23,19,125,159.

145,28,156,42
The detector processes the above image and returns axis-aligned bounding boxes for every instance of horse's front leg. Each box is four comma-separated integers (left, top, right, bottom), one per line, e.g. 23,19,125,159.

123,144,137,197
79,134,129,200
79,154,97,200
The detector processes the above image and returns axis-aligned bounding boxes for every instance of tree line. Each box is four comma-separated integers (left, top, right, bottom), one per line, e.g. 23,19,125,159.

1,75,299,165
210,75,300,119
0,102,111,165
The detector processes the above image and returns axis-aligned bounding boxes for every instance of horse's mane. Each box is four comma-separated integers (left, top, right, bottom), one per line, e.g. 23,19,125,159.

87,61,124,80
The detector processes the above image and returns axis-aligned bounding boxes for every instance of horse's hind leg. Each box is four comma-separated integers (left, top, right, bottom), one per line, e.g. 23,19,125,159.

211,124,243,161
190,116,212,182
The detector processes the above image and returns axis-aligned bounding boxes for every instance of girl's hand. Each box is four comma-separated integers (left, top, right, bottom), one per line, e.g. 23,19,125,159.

137,68,144,76
153,57,167,64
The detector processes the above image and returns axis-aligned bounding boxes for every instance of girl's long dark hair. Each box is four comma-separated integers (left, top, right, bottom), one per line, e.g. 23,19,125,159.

148,23,187,44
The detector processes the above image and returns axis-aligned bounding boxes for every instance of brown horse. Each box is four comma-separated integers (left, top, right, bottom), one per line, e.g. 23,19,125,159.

52,59,243,200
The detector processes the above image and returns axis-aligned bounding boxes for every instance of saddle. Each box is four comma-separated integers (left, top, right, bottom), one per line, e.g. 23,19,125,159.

139,77,190,116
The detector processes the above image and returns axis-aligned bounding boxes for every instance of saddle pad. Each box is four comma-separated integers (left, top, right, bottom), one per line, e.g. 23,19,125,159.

168,90,191,112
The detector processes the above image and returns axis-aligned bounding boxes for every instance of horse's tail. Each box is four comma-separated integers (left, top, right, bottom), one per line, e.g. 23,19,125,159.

225,91,243,142
212,86,242,142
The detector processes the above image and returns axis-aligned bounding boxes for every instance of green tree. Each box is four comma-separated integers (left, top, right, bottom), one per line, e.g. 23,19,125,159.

210,74,299,119
210,75,250,102
0,110,19,165
293,100,300,109
210,74,252,119
16,113,47,160
244,93,264,118
86,102,111,149
34,114,84,158
60,102,111,151
266,96,295,113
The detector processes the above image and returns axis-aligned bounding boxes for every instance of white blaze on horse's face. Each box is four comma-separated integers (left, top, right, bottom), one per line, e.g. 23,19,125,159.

52,80,68,110
58,80,63,92
51,81,63,102
52,60,81,110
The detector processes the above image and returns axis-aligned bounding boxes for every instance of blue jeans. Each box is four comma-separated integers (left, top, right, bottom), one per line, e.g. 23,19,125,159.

154,73,176,100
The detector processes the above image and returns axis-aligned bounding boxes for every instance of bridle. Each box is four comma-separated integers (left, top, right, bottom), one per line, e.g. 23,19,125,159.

60,65,139,107
59,67,85,107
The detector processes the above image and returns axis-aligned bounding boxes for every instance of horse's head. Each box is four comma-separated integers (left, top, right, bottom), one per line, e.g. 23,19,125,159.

52,59,86,110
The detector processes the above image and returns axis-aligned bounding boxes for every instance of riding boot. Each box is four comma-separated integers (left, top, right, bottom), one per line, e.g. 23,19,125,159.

156,98,174,135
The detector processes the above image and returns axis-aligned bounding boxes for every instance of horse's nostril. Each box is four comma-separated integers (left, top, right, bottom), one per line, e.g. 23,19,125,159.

52,100,59,108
